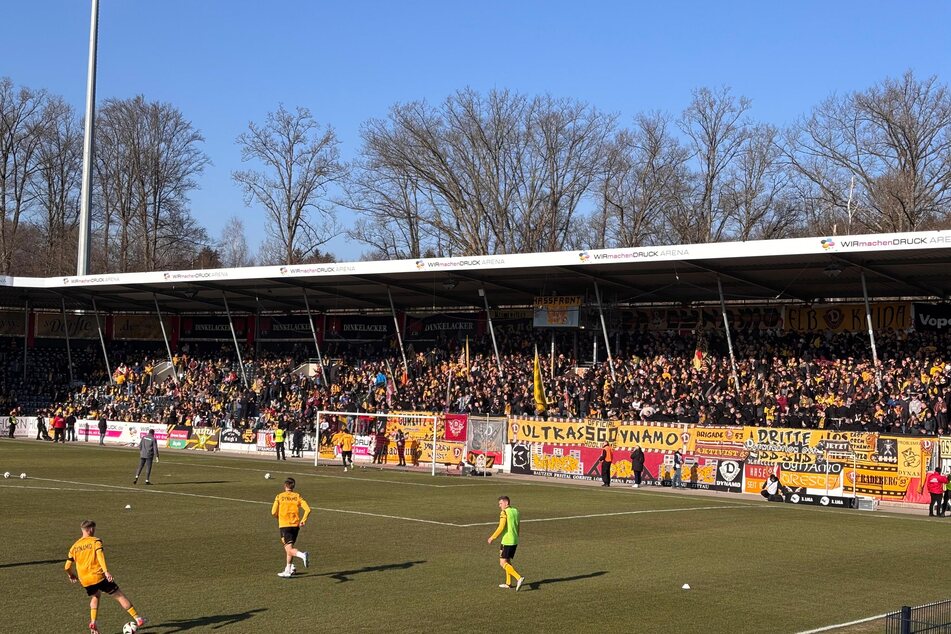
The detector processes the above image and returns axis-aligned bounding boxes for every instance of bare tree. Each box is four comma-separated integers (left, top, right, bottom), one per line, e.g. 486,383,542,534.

218,215,254,267
32,96,82,275
233,105,344,265
723,124,802,240
344,164,429,260
786,71,951,233
674,86,752,243
0,78,46,274
592,112,689,248
93,96,209,272
357,89,613,256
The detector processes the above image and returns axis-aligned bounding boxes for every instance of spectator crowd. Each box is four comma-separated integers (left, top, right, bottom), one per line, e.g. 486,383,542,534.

5,325,950,437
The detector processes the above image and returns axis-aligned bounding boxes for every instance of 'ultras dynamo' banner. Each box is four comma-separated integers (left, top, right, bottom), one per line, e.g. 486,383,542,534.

509,418,937,503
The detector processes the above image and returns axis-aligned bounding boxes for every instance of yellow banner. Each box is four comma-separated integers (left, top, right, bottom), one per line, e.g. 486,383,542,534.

613,423,685,451
508,418,613,447
419,441,465,465
784,303,910,333
843,465,910,499
897,438,926,478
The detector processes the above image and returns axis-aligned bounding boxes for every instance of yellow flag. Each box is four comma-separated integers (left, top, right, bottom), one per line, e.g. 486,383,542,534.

533,347,547,413
465,336,470,374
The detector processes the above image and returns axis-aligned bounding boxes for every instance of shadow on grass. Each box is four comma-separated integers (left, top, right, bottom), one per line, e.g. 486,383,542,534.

0,558,62,569
527,570,607,591
158,481,232,485
317,560,427,583
154,608,267,632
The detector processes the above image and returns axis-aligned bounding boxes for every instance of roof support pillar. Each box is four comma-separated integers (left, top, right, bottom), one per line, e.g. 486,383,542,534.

91,298,113,384
860,271,883,391
302,291,327,386
386,288,410,379
479,287,502,374
60,298,75,386
717,276,741,393
593,282,616,382
153,295,178,385
221,293,249,389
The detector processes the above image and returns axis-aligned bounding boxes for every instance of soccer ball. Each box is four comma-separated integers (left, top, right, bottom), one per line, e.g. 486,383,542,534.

2,472,9,479
122,622,138,634
19,473,26,479
264,473,271,479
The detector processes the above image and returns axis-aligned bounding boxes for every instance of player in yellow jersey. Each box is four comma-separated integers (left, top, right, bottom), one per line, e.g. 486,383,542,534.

487,496,525,591
271,477,312,577
338,428,355,471
65,520,146,634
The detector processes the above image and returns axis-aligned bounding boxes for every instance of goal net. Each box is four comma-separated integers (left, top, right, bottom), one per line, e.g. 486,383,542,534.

314,411,453,476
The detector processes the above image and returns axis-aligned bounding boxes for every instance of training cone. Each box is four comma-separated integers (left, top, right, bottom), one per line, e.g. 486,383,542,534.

124,505,131,509
682,583,690,590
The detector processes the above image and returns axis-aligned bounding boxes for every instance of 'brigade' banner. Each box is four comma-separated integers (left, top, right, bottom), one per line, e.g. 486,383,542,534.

784,302,910,333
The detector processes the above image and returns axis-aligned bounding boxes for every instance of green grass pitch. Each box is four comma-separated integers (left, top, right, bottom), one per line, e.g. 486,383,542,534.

1,440,948,633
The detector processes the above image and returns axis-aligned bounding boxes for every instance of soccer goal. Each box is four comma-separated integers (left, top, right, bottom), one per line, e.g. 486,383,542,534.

314,411,443,476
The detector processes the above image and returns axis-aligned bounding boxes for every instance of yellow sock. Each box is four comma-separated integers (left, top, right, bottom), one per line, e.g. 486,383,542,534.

90,607,97,623
127,607,138,620
503,563,521,581
505,572,512,585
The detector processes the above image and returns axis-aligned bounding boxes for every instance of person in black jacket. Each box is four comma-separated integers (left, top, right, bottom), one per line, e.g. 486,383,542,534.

595,442,613,487
630,444,645,488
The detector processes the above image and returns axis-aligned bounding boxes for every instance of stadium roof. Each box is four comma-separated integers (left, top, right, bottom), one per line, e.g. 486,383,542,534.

2,230,951,314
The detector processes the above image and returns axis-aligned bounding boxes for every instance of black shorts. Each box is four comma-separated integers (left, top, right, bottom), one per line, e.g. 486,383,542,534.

84,579,119,596
280,526,300,545
499,544,517,560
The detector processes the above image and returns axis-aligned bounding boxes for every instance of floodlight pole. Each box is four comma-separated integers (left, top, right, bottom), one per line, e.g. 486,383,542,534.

386,288,409,379
222,293,249,389
60,298,75,385
717,276,741,393
860,271,882,391
153,295,178,385
593,283,616,381
480,288,502,374
77,0,100,276
91,298,113,384
302,291,327,386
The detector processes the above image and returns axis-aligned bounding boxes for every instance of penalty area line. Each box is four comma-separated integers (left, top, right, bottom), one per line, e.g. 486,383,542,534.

795,612,888,633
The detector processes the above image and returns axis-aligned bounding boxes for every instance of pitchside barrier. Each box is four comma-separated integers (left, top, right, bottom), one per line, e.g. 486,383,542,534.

4,414,946,503
885,598,951,634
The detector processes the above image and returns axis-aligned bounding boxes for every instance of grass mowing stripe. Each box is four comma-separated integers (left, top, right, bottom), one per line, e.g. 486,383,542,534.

795,613,889,633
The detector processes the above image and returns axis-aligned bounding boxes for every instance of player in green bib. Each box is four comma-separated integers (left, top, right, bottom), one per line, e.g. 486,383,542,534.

487,496,525,590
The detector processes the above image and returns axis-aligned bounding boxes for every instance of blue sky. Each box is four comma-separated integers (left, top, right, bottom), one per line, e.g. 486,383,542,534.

3,1,950,261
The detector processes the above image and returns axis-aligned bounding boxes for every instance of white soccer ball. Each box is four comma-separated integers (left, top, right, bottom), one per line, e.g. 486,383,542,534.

123,622,138,634
19,473,26,479
264,473,271,479
2,472,9,479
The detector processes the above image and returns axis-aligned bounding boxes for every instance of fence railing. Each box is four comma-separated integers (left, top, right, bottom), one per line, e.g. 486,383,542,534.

885,599,951,634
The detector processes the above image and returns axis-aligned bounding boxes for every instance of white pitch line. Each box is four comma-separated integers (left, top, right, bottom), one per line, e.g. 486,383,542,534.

794,612,888,633
456,504,762,527
159,459,465,488
0,484,104,493
27,476,464,526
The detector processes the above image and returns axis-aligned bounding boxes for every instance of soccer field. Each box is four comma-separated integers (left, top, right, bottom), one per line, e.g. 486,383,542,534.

1,440,947,634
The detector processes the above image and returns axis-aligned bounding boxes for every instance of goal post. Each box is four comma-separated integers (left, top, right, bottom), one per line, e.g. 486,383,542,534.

314,411,443,476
